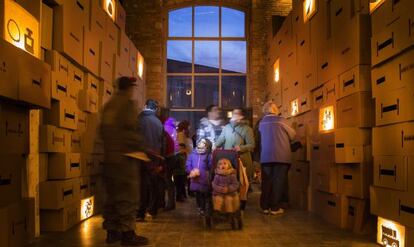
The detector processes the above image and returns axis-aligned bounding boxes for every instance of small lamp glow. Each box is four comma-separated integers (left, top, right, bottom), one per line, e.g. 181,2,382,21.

227,111,233,119
137,53,144,79
370,0,385,13
303,0,317,23
319,105,334,132
103,0,116,21
273,59,280,83
80,196,95,221
377,217,405,247
291,99,299,116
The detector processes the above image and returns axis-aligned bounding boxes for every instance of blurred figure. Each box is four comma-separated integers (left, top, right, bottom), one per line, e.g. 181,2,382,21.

175,120,193,201
162,117,178,210
197,105,224,149
258,102,296,216
100,76,149,246
137,99,164,221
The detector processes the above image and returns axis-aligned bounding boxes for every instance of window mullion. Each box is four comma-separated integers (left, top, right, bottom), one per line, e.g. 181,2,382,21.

191,6,195,108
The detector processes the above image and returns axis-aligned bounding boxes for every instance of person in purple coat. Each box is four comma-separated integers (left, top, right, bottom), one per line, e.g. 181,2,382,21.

186,138,212,216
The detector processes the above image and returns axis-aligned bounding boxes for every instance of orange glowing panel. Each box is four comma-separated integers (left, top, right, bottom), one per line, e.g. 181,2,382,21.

291,98,299,116
80,196,95,221
319,105,334,132
377,217,405,247
370,0,386,13
137,52,144,79
2,0,40,58
303,0,317,23
103,0,116,21
273,59,280,83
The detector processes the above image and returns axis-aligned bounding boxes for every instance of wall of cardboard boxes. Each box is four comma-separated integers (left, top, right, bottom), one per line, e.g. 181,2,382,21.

0,0,146,244
267,0,413,244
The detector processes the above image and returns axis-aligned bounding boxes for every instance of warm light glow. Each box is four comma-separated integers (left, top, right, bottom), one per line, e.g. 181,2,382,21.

3,0,40,58
291,99,299,116
377,217,405,247
80,196,94,221
227,111,233,118
370,0,386,13
103,0,116,21
303,0,317,23
273,59,280,83
137,52,144,79
319,105,334,132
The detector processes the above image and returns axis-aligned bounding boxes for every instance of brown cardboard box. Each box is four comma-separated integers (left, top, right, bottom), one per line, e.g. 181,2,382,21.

334,128,371,146
289,161,310,192
41,3,53,50
79,177,90,199
373,122,414,156
334,128,371,163
50,71,71,102
345,198,370,234
115,0,126,31
323,79,337,104
45,99,79,130
45,50,70,79
0,104,29,155
129,40,137,74
80,153,93,176
89,0,106,38
70,131,82,153
337,162,371,199
114,54,132,79
311,160,338,193
375,86,414,126
48,153,81,179
91,154,103,175
337,65,371,100
313,190,348,228
84,73,100,95
399,189,414,228
0,199,35,247
370,186,400,222
371,0,409,35
69,63,85,92
299,92,312,114
373,155,408,192
39,125,71,153
336,92,374,128
99,16,117,82
289,188,308,210
40,178,80,209
312,85,324,110
316,39,336,86
310,132,335,162
0,155,23,204
53,0,88,66
40,201,80,232
371,48,414,99
83,30,100,76
117,29,130,59
77,111,88,133
78,89,98,113
39,154,48,183
0,40,18,101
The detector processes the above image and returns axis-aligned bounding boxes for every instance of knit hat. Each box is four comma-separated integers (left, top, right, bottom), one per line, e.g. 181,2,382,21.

117,76,137,90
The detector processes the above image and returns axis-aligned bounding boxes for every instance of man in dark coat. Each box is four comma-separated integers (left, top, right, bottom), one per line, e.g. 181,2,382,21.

100,76,149,246
137,99,164,220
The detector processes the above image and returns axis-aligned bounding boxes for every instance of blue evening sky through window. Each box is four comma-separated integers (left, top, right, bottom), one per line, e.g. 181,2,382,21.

168,6,246,73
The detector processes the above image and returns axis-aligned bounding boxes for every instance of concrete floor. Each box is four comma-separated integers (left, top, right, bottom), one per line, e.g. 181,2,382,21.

29,190,378,247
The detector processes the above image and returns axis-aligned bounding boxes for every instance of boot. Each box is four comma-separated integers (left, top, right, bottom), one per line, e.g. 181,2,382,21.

121,231,149,246
106,230,122,244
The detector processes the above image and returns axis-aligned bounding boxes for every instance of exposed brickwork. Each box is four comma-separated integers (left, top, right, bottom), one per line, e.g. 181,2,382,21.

124,0,292,121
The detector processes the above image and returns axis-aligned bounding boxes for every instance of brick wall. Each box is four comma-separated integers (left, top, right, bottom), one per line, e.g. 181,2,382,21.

124,0,292,121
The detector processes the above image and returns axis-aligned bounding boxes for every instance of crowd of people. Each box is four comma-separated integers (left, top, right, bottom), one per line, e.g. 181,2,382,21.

99,76,297,246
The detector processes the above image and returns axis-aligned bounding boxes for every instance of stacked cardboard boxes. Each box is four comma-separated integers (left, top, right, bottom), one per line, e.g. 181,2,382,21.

370,0,414,245
266,0,373,234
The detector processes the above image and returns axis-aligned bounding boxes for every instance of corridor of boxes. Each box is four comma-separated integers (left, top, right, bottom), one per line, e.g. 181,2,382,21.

1,0,414,246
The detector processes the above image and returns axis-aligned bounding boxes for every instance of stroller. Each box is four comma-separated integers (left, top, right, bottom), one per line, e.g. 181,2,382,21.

204,149,245,230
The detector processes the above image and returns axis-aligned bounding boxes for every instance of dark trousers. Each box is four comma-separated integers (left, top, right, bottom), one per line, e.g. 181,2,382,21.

260,163,290,210
196,191,212,214
137,168,159,218
174,175,187,200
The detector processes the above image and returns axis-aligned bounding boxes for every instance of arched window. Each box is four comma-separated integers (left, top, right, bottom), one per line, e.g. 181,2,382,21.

166,6,247,113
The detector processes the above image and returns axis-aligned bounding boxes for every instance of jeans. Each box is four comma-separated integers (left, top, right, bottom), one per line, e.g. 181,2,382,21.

137,168,159,218
196,191,212,215
260,163,290,211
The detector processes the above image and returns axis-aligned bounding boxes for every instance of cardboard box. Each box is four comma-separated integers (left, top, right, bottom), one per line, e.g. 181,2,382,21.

310,132,335,161
41,3,53,50
0,40,18,101
313,190,348,228
289,188,308,210
337,162,371,199
336,92,374,128
89,0,106,38
0,104,29,155
78,89,98,113
83,30,100,76
39,125,71,153
316,39,336,86
53,0,88,65
79,177,90,199
334,128,371,163
91,154,103,175
371,0,409,35
373,122,414,156
371,48,414,99
45,99,79,130
311,160,338,193
345,198,370,234
299,92,312,114
312,85,324,110
0,0,40,58
370,186,401,223
40,201,80,232
375,86,414,126
289,161,310,192
373,155,408,192
99,16,117,82
115,0,125,31
70,131,82,153
84,73,100,95
117,29,130,59
0,199,35,247
77,111,88,133
48,153,81,179
69,63,85,92
323,79,337,104
45,50,70,76
40,178,80,209
335,127,371,146
80,153,93,176
129,40,137,74
336,65,371,100
0,156,23,204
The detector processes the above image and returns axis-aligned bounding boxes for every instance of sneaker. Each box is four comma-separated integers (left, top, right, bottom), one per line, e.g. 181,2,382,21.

106,230,122,244
270,208,284,216
262,209,270,214
121,231,149,246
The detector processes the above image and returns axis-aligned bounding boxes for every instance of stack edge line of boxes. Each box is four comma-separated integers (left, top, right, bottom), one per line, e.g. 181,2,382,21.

369,0,414,246
37,0,146,232
266,0,374,234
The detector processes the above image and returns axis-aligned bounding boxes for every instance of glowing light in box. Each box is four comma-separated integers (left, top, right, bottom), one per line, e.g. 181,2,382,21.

137,53,144,79
80,196,94,221
291,99,299,116
370,0,386,13
273,59,280,83
3,0,40,58
103,0,116,21
319,105,334,131
377,217,405,247
303,0,317,23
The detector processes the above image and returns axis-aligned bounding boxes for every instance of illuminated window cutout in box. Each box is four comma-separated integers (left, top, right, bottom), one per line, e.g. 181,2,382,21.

137,52,144,79
378,217,405,247
319,105,334,132
80,196,95,221
102,0,116,21
291,99,299,117
303,0,317,23
370,0,386,14
273,59,280,83
1,0,40,58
